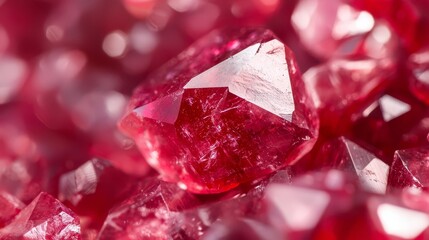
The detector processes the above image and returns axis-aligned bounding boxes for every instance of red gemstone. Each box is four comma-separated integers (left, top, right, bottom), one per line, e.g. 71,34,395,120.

303,58,395,134
350,80,429,160
0,192,81,239
388,147,429,192
292,0,399,59
296,137,389,194
59,158,139,231
180,169,292,239
120,28,318,193
97,177,201,239
0,191,24,228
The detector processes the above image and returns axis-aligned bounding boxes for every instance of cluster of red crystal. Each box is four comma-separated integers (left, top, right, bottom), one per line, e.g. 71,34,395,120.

2,0,429,239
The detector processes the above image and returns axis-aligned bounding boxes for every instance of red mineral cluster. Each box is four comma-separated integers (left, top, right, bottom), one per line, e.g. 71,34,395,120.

2,0,429,239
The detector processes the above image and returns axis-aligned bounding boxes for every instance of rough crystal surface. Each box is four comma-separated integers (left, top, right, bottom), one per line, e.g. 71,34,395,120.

0,192,81,239
120,28,318,193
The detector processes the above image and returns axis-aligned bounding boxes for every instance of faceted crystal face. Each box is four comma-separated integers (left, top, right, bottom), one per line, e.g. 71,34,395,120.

59,158,139,231
350,86,429,160
0,192,81,239
296,137,389,194
120,28,318,193
388,147,429,191
303,58,394,134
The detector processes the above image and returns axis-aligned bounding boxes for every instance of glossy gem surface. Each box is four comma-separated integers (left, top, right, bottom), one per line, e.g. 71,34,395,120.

120,28,318,193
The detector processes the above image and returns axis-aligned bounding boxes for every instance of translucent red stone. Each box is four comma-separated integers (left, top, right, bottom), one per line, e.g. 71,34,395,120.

59,158,139,231
292,0,399,59
0,192,81,239
98,177,201,239
296,137,389,194
120,28,318,194
350,80,429,160
303,58,395,134
388,147,429,192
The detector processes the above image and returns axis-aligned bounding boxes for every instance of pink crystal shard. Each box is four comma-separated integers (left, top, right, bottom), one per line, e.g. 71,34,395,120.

303,58,394,134
0,192,81,239
59,158,138,230
388,147,429,191
0,191,24,228
120,28,318,193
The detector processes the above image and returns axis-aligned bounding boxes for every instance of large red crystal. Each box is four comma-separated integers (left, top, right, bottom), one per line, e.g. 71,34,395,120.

0,192,81,239
120,28,318,193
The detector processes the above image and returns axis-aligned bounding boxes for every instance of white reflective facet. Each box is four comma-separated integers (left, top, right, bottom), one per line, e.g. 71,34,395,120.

379,95,411,122
266,184,330,230
185,39,294,120
377,203,429,239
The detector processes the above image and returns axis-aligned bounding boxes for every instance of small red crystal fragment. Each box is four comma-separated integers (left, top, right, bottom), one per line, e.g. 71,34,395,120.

303,58,394,134
296,137,389,194
59,158,139,230
97,177,201,239
0,191,24,228
388,147,429,192
350,82,429,160
120,28,318,193
0,192,81,239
